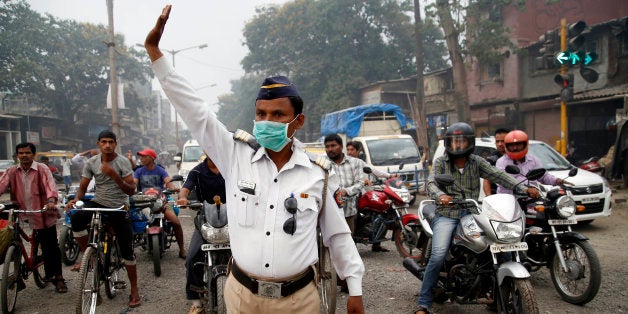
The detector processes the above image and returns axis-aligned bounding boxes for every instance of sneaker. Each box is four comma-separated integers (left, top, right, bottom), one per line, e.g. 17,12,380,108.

188,304,205,314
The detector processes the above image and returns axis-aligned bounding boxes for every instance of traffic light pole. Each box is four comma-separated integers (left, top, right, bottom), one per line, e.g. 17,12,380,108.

560,18,568,156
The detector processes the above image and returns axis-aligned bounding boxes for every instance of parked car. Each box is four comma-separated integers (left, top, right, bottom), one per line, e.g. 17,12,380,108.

0,160,14,177
432,137,612,223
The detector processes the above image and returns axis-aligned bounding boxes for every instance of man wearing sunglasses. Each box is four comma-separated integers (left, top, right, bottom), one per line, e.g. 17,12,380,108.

144,5,365,313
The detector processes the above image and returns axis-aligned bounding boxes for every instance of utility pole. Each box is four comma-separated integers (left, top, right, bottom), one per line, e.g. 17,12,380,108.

106,0,120,145
559,18,568,156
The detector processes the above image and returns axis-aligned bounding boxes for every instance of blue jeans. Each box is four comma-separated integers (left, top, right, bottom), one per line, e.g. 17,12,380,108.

417,213,461,309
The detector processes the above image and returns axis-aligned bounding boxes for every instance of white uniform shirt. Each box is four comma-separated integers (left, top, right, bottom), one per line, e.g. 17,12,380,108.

152,57,364,295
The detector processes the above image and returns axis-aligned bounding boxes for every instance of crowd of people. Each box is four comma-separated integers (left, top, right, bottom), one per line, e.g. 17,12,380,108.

0,5,579,314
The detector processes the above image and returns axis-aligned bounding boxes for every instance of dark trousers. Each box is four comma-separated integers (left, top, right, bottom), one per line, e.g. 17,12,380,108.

185,230,204,300
70,201,135,261
35,225,62,278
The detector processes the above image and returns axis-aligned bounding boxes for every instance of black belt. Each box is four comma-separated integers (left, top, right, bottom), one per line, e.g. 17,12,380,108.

231,262,314,298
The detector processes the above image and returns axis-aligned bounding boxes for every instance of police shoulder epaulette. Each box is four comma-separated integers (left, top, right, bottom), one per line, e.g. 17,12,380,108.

233,129,261,151
307,153,331,171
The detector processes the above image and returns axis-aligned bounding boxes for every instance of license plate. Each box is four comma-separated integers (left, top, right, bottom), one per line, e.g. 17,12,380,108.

581,197,599,204
201,243,231,251
490,242,528,253
548,219,577,225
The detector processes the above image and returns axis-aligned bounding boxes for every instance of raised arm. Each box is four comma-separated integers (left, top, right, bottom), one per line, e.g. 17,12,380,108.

143,5,170,62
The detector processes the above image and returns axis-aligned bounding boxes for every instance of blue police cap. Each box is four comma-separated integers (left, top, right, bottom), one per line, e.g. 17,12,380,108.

256,76,301,100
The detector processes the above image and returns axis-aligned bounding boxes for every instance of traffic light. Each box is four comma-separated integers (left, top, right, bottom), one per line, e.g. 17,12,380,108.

554,74,574,102
567,21,586,51
536,30,558,69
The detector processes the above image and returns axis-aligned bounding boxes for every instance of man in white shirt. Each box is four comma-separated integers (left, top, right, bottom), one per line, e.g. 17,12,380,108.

144,5,364,313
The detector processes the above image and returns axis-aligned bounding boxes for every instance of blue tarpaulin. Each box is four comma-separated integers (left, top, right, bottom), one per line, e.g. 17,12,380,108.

320,104,407,138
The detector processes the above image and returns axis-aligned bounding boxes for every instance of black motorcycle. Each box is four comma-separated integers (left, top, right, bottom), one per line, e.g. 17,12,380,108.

184,196,231,314
515,167,602,305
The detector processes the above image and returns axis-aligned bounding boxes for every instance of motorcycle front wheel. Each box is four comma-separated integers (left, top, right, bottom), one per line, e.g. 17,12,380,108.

549,239,601,305
208,273,227,314
393,222,427,260
497,277,539,314
150,234,162,277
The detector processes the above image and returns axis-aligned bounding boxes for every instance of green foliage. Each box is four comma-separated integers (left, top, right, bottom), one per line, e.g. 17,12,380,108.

0,0,151,123
239,0,447,137
216,75,264,132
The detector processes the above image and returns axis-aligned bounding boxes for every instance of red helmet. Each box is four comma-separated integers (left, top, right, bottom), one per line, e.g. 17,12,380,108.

504,130,529,161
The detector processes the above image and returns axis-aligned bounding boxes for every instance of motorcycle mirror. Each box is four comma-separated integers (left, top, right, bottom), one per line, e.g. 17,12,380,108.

568,167,578,177
171,174,184,182
398,163,405,170
505,164,520,175
418,146,424,154
435,174,455,186
363,167,372,174
526,168,546,181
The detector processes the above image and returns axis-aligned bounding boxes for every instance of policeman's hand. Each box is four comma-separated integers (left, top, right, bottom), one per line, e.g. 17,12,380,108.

438,194,453,206
526,187,541,199
144,5,171,62
176,198,189,206
347,296,365,314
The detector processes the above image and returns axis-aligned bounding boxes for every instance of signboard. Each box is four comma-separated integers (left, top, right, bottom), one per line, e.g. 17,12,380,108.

26,131,40,144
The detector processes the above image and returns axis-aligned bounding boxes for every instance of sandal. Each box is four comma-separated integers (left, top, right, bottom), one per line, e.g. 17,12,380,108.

129,295,142,308
55,278,68,293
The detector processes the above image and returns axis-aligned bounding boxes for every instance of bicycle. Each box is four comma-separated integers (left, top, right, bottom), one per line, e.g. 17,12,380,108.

317,228,337,314
72,201,127,314
0,203,49,314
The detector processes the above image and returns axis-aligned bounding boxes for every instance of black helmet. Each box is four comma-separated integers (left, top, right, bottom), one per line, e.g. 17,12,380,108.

444,122,475,158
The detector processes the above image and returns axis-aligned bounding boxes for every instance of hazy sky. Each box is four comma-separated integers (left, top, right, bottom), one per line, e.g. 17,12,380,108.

26,0,288,113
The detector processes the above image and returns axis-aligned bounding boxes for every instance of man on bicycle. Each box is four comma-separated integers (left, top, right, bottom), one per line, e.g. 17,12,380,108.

64,130,141,308
133,148,186,258
0,142,68,293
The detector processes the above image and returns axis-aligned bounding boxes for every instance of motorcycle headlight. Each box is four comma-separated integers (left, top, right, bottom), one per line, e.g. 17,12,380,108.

201,223,230,244
490,217,523,243
393,188,411,203
556,195,576,218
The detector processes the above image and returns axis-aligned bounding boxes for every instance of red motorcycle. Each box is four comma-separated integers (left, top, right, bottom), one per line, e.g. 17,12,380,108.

351,168,417,257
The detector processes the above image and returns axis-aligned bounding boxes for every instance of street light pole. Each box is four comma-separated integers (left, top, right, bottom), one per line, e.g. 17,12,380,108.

138,43,207,149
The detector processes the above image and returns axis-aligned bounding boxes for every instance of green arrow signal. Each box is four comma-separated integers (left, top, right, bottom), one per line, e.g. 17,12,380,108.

569,52,581,65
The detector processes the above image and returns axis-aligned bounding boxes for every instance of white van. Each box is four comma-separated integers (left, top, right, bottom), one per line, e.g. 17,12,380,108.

174,139,204,179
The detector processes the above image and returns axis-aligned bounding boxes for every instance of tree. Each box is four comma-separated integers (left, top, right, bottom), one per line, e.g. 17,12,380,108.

240,0,431,140
427,0,522,124
0,0,151,132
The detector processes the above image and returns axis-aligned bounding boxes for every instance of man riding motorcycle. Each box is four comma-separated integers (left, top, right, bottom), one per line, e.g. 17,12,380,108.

495,130,572,194
415,122,540,314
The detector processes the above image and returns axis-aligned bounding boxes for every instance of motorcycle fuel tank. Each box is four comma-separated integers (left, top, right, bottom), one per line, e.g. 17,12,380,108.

453,214,488,253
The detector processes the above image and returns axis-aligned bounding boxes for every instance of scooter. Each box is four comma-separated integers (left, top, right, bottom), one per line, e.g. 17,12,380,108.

403,166,543,313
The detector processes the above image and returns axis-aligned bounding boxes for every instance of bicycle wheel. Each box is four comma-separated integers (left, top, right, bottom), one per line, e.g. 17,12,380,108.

104,239,123,299
33,244,48,288
1,245,21,314
317,235,337,314
150,234,161,277
75,247,98,314
59,226,80,266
